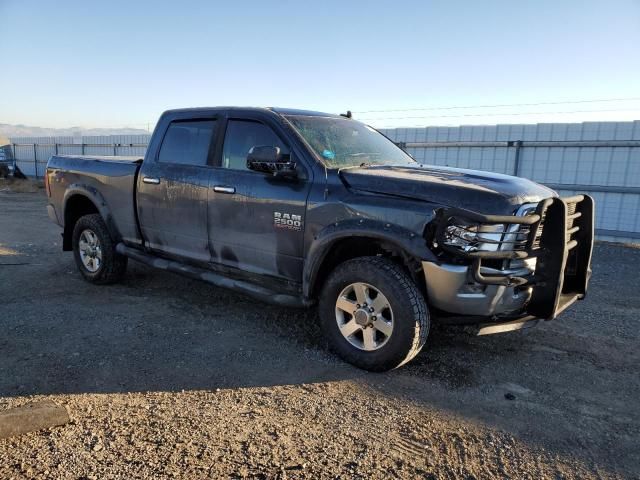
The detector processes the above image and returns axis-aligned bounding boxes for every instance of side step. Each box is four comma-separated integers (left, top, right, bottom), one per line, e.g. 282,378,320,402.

115,243,311,308
476,316,540,335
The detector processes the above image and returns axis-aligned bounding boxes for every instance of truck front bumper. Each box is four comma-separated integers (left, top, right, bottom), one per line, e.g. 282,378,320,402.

423,195,595,325
422,261,534,317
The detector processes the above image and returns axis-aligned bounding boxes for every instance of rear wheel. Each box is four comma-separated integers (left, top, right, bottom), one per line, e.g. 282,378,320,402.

72,214,127,284
319,256,429,371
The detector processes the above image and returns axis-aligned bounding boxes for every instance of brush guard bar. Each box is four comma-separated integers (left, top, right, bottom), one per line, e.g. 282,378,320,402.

434,195,595,319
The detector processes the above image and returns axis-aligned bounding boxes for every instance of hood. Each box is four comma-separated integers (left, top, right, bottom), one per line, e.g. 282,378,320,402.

339,164,556,214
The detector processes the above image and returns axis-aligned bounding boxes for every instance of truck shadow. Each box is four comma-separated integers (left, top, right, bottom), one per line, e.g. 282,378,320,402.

1,261,363,397
0,251,624,395
0,259,483,398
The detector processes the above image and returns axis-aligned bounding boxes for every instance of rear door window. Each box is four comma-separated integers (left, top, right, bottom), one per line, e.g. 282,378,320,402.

158,120,217,166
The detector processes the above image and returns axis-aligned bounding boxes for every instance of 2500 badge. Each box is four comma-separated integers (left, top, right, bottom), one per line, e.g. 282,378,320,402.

274,212,303,231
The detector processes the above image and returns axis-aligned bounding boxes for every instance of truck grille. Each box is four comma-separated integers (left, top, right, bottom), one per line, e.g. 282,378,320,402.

531,211,545,250
531,197,584,251
514,198,581,255
517,197,584,253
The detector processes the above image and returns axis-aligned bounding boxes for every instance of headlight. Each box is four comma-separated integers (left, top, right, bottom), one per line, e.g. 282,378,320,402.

443,223,505,252
444,225,478,252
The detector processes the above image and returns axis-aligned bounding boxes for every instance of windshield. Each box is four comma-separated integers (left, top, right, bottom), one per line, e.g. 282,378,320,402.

285,115,415,168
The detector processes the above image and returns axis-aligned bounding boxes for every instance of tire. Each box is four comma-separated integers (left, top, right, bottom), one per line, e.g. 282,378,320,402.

72,213,127,284
319,256,429,371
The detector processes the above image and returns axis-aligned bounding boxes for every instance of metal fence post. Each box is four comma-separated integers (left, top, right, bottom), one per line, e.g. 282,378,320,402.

12,144,17,172
113,144,117,156
81,143,85,155
55,143,58,155
33,143,38,177
512,140,523,177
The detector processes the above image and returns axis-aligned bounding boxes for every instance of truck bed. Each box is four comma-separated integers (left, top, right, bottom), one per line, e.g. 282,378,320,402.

46,154,143,246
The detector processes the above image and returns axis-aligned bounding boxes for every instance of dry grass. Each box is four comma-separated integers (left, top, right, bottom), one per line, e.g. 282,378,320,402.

0,178,44,193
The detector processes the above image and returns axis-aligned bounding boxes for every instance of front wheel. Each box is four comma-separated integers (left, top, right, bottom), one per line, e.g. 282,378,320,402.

72,214,127,284
319,257,429,371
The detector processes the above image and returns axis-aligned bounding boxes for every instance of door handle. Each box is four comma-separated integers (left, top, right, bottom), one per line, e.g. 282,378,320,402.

214,186,236,194
143,176,161,185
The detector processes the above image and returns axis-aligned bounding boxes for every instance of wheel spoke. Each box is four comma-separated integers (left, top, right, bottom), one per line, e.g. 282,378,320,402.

336,296,357,313
362,327,376,350
340,319,361,338
353,283,368,305
373,319,392,338
371,295,389,314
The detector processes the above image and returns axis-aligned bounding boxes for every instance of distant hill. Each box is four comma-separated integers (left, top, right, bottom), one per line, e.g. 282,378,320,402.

0,123,151,138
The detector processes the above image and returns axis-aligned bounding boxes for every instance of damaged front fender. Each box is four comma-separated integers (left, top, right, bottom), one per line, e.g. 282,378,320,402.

302,218,437,298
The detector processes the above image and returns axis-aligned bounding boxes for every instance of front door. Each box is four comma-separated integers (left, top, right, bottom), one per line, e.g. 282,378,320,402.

137,118,217,263
207,118,312,283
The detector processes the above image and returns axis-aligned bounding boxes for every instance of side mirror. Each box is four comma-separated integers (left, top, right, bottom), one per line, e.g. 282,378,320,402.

247,145,297,178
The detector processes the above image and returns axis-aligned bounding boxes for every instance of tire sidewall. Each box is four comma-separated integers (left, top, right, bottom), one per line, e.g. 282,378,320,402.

319,258,428,371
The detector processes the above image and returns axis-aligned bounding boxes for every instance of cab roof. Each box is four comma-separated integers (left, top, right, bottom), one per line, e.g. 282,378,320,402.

269,107,342,118
162,106,341,118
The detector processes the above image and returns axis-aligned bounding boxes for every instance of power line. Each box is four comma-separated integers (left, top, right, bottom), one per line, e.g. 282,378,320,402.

355,97,640,115
359,107,640,122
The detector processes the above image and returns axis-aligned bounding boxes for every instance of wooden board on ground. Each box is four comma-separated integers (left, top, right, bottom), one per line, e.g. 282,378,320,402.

0,401,70,439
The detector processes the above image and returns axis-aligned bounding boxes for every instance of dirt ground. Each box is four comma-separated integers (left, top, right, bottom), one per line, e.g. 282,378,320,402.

1,189,639,479
0,178,43,194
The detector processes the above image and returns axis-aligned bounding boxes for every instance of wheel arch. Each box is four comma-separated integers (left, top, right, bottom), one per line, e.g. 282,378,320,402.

62,185,117,251
303,219,436,300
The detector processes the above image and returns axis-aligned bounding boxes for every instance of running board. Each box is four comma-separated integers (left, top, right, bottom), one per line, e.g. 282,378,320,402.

115,244,311,308
476,316,540,335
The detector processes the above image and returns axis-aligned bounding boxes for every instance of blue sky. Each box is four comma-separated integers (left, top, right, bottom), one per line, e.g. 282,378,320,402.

1,0,639,129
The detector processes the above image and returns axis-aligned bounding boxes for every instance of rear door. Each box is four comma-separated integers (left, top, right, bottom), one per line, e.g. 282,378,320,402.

137,118,218,263
207,115,312,283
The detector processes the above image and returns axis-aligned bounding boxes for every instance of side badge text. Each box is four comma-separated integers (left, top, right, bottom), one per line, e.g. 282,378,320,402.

274,212,303,231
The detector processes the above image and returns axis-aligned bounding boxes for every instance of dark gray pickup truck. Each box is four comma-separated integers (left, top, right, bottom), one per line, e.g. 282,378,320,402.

45,107,594,371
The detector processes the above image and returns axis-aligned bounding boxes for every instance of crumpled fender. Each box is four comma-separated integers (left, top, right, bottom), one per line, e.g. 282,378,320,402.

302,218,437,298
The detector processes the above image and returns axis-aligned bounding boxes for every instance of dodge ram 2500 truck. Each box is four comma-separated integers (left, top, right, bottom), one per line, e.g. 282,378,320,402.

45,107,594,371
